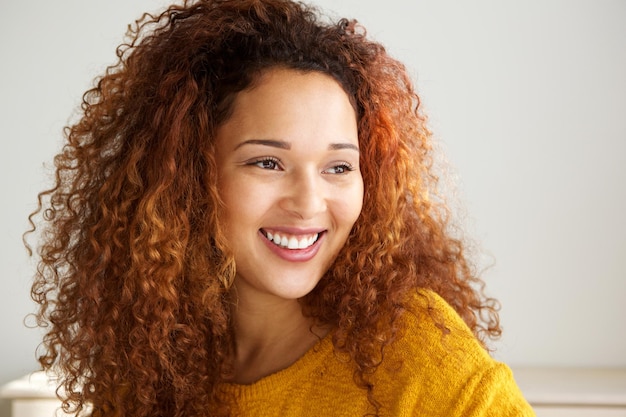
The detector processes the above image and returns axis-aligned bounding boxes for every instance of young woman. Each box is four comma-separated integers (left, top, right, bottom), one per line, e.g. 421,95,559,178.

28,0,534,415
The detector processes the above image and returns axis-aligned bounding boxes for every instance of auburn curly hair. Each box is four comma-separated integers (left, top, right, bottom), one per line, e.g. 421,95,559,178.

26,0,501,416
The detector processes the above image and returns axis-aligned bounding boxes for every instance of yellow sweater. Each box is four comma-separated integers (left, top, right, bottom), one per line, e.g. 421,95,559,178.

222,291,535,416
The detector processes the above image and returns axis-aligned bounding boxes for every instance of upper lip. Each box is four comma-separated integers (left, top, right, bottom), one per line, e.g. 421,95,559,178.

260,226,327,235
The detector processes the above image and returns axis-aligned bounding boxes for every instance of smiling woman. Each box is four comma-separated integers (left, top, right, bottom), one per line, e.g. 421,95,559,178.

216,69,363,305
25,0,534,416
215,69,364,384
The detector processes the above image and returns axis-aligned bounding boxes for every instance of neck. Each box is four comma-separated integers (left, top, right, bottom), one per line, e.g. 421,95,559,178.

228,291,327,384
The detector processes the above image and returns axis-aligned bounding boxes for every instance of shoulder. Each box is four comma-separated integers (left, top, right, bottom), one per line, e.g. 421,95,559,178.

387,289,490,362
372,290,534,416
384,289,493,381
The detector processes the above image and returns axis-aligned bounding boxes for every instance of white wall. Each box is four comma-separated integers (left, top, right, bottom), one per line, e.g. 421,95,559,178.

1,0,624,389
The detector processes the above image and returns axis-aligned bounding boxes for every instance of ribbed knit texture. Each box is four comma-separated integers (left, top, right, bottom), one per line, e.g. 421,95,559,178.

221,291,535,416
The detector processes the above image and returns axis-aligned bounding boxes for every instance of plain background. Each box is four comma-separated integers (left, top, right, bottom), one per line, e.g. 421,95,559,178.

1,0,625,406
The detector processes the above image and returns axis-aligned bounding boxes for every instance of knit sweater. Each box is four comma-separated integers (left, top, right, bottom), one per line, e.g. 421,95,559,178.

222,291,535,416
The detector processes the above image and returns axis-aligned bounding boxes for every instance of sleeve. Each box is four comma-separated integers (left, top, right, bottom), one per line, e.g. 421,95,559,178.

398,291,536,417
448,362,536,417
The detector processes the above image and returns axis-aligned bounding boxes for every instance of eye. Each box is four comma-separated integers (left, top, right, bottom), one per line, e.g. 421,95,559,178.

324,162,355,175
247,157,281,170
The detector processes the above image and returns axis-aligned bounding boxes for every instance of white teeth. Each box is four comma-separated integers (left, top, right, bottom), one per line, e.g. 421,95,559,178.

264,230,320,250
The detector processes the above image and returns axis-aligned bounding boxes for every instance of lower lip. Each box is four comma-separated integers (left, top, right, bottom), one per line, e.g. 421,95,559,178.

260,231,325,262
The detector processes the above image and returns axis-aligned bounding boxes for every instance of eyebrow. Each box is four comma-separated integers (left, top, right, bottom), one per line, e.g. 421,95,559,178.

328,143,360,152
234,139,291,150
234,139,359,152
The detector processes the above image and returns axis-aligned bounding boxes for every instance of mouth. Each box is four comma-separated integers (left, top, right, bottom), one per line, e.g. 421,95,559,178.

260,228,323,250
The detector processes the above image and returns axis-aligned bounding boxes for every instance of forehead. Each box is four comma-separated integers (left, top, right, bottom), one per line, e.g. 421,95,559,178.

216,68,359,147
233,67,354,113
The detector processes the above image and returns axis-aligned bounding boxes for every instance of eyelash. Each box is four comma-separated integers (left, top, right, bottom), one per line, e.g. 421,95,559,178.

246,157,355,174
324,162,355,174
247,157,281,170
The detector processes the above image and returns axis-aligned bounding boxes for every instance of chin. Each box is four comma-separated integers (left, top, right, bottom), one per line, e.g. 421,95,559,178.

268,274,323,300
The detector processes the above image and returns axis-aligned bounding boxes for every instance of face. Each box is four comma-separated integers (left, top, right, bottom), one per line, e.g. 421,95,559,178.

215,68,363,306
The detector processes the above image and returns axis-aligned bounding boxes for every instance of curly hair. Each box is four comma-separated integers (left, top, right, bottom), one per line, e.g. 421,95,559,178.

27,0,501,416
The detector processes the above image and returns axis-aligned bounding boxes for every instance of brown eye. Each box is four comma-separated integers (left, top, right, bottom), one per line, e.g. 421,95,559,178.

248,157,281,170
324,163,354,174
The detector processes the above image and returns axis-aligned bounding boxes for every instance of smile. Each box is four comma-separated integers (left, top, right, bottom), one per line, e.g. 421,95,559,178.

261,229,321,250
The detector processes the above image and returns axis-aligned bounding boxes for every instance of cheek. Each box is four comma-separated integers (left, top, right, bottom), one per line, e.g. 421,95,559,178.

217,176,247,226
219,177,272,225
338,182,364,228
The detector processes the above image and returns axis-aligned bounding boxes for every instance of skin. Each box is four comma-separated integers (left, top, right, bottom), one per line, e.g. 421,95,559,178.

215,68,364,384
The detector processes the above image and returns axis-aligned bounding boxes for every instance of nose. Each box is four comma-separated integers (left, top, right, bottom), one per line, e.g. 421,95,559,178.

279,169,327,220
